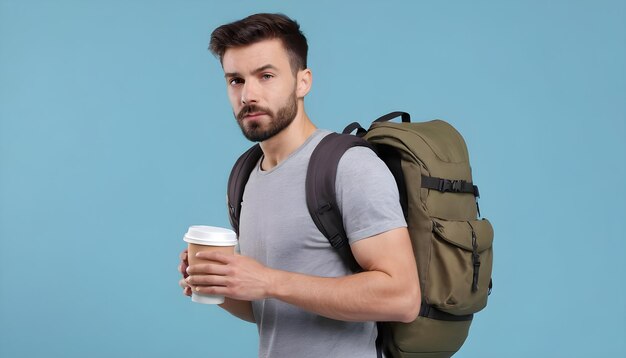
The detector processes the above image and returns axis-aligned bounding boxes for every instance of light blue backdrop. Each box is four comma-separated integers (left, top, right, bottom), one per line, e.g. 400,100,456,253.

1,0,624,357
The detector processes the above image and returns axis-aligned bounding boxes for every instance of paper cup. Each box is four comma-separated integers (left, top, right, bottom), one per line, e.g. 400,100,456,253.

183,226,237,305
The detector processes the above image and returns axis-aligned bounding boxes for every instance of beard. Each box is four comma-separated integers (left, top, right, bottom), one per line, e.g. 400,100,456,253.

235,92,298,142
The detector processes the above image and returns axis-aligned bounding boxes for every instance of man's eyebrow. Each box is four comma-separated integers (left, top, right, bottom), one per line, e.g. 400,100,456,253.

224,64,278,79
224,71,240,79
252,64,278,74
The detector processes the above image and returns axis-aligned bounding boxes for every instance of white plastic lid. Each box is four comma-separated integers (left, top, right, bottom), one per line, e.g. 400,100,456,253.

183,225,237,246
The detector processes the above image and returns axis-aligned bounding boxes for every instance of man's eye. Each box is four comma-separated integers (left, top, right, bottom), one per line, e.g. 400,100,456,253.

229,78,243,85
262,74,273,80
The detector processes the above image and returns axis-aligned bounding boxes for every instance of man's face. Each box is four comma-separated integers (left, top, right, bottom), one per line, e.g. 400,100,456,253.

222,38,299,142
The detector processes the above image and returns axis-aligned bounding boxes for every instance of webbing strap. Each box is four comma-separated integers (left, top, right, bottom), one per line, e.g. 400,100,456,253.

419,303,474,322
421,175,480,197
373,111,411,123
342,122,367,136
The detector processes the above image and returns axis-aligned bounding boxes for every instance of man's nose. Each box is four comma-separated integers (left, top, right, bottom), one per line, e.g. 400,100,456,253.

241,80,259,105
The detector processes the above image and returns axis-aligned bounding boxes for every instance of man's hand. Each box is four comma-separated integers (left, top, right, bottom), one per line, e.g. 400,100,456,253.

180,248,256,323
185,251,274,302
178,249,192,297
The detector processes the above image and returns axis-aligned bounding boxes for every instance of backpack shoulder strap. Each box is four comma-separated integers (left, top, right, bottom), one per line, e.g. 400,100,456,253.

306,132,373,272
227,144,263,235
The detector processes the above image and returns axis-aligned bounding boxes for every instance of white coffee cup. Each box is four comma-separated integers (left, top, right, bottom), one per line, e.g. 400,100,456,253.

183,225,237,304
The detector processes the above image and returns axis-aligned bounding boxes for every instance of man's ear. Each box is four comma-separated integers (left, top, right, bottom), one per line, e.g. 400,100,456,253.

296,68,312,98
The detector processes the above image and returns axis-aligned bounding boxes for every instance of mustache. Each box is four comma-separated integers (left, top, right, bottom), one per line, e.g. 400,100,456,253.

237,105,272,121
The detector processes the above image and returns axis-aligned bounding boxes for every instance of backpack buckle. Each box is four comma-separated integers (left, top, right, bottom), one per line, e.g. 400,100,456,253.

317,203,333,214
438,180,446,192
438,179,464,193
451,180,463,192
329,233,347,248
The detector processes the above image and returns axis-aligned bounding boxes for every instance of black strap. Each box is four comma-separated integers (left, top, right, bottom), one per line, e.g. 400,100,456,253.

419,303,474,322
421,175,480,197
376,145,408,218
344,111,411,135
227,144,263,235
306,133,374,273
373,111,411,123
342,122,367,136
375,322,385,358
470,223,480,293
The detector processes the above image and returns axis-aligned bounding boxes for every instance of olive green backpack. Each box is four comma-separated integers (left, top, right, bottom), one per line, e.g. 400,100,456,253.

227,111,494,358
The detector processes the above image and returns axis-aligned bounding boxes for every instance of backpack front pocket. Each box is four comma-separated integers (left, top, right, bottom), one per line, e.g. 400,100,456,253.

426,218,494,316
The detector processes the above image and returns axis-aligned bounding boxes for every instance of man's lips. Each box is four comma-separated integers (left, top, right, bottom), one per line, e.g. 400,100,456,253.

244,112,267,119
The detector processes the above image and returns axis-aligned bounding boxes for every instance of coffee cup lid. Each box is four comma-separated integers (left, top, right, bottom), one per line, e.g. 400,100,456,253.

183,226,237,246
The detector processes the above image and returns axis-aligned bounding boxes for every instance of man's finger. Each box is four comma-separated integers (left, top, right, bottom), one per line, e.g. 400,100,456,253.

186,262,229,276
180,249,188,262
178,263,189,277
195,285,228,296
195,250,232,263
186,273,229,287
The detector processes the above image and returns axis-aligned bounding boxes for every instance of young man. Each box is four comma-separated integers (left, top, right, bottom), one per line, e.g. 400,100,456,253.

179,13,420,358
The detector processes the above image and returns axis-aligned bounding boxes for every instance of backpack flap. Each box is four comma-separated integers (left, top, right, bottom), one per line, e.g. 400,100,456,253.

429,218,494,316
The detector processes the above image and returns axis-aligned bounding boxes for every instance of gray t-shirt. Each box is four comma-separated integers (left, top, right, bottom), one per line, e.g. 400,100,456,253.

238,129,406,358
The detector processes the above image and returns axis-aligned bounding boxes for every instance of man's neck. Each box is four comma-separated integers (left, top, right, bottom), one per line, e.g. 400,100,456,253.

259,112,316,171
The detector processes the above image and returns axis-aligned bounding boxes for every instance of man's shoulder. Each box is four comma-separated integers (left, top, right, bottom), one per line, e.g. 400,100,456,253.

312,131,379,161
338,145,385,174
308,131,388,178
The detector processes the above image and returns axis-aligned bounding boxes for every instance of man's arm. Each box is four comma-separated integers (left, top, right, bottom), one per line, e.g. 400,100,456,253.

218,299,255,323
186,227,420,323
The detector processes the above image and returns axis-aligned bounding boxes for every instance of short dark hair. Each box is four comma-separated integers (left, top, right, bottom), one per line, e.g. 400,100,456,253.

209,13,308,73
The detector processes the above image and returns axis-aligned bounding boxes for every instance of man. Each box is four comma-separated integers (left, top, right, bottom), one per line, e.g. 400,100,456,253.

179,13,420,358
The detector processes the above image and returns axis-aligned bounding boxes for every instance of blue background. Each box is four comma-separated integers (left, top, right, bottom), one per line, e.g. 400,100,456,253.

1,0,625,357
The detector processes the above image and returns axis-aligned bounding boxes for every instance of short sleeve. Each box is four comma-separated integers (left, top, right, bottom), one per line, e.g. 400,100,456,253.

335,146,407,244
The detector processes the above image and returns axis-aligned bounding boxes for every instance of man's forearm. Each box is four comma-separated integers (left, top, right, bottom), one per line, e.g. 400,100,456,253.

266,229,420,323
268,267,419,323
219,298,255,323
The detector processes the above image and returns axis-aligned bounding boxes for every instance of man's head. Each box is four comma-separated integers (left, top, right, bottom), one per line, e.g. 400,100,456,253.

209,13,311,142
209,13,308,76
